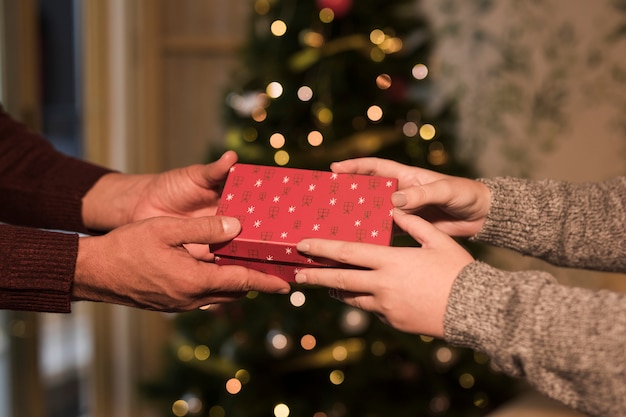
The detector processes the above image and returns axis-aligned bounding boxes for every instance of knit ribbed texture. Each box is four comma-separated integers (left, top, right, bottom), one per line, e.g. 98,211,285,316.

0,224,77,312
0,106,112,312
444,176,626,417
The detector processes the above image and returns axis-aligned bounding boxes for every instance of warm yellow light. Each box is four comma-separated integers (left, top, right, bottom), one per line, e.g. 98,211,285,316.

412,63,429,80
459,373,475,389
300,334,317,350
271,20,287,36
419,123,436,140
266,81,284,99
194,345,210,361
302,31,325,48
172,400,189,417
307,131,324,146
274,403,290,417
226,378,242,394
235,369,251,384
329,370,345,385
177,345,194,362
254,0,270,15
274,150,290,166
270,133,286,149
319,8,334,23
370,47,385,62
369,29,385,45
380,37,403,54
317,107,333,125
332,346,348,361
367,105,383,122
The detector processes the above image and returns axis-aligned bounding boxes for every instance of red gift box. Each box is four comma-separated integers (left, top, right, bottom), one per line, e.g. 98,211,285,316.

212,163,397,282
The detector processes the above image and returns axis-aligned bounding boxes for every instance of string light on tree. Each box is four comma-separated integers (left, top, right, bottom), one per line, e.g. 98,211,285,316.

150,0,520,415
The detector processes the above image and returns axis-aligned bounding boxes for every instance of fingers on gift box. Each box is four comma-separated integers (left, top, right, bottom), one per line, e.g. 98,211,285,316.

212,163,397,282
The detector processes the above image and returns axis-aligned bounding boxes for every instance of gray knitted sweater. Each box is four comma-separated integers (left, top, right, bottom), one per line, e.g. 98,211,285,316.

444,176,626,417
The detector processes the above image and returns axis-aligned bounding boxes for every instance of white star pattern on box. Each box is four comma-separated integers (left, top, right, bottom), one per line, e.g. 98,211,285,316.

213,164,398,281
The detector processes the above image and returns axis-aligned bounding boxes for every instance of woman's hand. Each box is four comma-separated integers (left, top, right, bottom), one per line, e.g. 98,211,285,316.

330,158,491,237
294,209,474,337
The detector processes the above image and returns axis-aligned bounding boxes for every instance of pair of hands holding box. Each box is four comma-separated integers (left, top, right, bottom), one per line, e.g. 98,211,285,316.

76,151,488,339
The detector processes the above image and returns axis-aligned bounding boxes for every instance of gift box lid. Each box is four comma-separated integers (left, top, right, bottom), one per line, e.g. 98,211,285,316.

213,163,397,267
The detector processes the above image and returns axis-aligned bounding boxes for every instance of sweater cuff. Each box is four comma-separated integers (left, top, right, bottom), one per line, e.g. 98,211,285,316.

0,224,77,313
443,261,556,376
471,178,561,255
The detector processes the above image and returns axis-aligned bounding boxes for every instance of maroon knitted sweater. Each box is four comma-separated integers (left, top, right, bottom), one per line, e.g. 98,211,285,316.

0,107,112,312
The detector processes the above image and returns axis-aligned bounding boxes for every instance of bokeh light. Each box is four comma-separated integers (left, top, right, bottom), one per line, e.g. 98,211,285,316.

412,63,429,80
319,8,334,23
297,85,314,101
266,81,284,99
308,131,324,146
367,105,383,122
274,403,290,417
226,378,242,394
300,334,317,350
419,123,436,140
274,150,290,165
376,74,392,90
290,290,306,307
270,133,286,148
271,20,287,36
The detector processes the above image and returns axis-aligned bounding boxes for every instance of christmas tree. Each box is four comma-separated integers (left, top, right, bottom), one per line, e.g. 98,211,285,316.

144,1,519,416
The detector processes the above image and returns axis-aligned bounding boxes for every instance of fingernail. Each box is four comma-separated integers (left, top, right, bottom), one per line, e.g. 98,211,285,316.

278,287,291,294
295,273,307,283
391,192,407,207
296,241,310,253
221,217,241,235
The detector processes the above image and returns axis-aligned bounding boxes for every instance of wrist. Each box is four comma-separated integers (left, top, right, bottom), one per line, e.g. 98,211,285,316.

82,172,149,231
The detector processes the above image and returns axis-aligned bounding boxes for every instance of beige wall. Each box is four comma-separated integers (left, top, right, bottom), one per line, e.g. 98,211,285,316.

421,0,626,292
